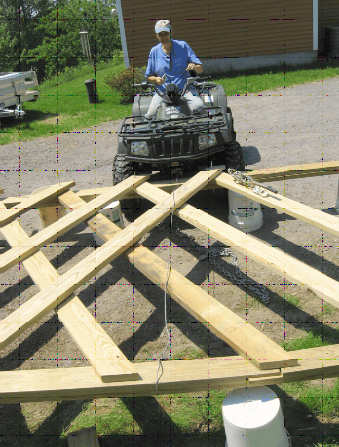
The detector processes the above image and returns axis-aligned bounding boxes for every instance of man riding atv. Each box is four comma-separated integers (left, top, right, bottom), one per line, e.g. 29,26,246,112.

144,19,206,119
112,18,246,221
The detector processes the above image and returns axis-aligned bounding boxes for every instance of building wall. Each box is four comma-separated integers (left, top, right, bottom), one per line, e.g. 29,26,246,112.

121,0,314,67
319,0,339,53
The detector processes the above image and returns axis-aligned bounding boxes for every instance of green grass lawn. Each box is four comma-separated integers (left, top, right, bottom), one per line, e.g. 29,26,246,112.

0,60,129,145
1,57,339,145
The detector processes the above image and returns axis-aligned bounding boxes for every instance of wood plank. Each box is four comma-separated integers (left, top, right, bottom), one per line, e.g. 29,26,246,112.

68,160,339,201
0,170,220,351
59,190,297,370
3,160,339,207
215,172,339,238
38,205,66,227
248,160,339,182
0,344,338,403
0,204,140,383
57,297,141,382
0,175,149,273
135,182,339,309
0,182,74,226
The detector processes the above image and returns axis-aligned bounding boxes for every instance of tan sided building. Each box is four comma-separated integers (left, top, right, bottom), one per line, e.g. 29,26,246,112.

115,0,339,73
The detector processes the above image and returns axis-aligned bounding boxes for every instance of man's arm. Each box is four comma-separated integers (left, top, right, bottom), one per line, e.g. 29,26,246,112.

185,42,203,74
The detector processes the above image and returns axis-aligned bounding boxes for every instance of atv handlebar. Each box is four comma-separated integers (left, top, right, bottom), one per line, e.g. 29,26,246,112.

133,75,212,89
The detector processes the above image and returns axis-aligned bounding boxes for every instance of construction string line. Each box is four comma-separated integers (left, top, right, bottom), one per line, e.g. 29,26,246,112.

155,193,176,393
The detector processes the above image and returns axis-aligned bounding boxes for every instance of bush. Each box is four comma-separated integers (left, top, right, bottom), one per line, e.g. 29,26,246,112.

105,66,146,103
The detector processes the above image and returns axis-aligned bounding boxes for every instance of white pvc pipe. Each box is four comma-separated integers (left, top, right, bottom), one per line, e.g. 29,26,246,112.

313,0,319,51
116,0,130,68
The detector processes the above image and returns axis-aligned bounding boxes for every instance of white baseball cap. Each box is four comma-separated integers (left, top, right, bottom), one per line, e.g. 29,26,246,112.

155,19,171,34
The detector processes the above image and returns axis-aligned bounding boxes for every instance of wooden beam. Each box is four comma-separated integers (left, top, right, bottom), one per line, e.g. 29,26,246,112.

248,160,339,182
135,182,339,309
215,172,339,238
59,190,297,370
0,205,140,383
0,170,220,351
38,204,66,227
0,344,337,403
0,175,149,273
3,160,339,207
0,182,74,226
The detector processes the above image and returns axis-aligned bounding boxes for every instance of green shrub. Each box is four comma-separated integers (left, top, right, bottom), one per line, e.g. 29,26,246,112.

105,66,146,103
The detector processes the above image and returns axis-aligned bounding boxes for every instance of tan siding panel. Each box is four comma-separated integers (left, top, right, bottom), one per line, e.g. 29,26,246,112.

122,0,313,66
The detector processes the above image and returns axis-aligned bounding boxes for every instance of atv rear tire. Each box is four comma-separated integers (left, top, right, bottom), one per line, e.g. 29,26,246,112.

112,154,151,224
224,138,245,172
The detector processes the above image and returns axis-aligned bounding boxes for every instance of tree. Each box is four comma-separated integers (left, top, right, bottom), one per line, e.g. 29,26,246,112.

27,0,121,80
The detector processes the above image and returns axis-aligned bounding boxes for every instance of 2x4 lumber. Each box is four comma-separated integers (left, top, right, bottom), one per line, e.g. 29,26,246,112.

0,175,149,274
38,204,66,227
59,190,297,370
0,205,140,383
215,172,339,238
0,181,74,227
135,182,339,309
248,160,339,182
2,160,339,207
0,170,220,351
0,344,337,403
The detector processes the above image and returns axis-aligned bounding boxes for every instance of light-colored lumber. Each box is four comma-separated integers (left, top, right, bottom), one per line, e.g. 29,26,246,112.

3,160,339,206
57,297,141,382
0,344,337,403
215,172,339,238
136,182,339,309
0,204,140,383
0,181,74,226
0,174,149,273
38,204,66,227
59,190,297,370
248,160,339,182
0,170,220,351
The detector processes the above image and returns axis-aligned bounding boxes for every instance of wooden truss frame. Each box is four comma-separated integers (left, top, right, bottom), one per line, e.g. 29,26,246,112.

0,161,338,404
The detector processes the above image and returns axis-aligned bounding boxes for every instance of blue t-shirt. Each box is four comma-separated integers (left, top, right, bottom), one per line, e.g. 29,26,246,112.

144,39,202,94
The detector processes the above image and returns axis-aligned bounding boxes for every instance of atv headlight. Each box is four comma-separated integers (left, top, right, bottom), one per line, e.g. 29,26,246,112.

130,141,149,156
198,133,217,150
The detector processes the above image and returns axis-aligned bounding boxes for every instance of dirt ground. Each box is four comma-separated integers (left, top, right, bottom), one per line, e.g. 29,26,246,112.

0,76,338,445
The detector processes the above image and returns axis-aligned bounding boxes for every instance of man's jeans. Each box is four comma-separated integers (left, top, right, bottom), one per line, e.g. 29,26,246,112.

144,88,205,119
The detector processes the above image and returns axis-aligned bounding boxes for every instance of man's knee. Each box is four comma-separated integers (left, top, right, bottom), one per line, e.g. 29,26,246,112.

192,97,205,113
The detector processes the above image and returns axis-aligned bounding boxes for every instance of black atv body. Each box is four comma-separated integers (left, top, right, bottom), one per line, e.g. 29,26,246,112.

112,73,245,221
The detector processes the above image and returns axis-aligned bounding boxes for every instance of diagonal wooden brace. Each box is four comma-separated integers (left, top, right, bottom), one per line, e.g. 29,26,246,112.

0,170,220,352
0,203,141,383
58,190,298,370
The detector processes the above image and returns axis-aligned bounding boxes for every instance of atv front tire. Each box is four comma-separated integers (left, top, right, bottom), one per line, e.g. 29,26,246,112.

112,154,151,224
224,137,245,172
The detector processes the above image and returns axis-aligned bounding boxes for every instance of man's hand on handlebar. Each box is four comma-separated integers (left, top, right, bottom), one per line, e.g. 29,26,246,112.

186,63,196,72
155,76,165,86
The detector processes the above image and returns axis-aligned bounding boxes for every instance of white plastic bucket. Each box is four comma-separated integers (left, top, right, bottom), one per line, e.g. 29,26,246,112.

93,200,122,246
228,190,263,232
222,386,290,447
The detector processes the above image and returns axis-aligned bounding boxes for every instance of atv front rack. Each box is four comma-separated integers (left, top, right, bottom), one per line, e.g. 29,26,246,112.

118,106,227,137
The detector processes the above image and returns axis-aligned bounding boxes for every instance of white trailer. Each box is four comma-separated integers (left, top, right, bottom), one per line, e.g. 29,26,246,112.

0,70,39,119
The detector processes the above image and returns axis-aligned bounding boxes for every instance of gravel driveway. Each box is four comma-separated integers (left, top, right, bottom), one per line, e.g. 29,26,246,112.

0,76,338,375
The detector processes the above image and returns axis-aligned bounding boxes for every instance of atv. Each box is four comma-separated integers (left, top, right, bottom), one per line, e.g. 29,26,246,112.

112,71,245,221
